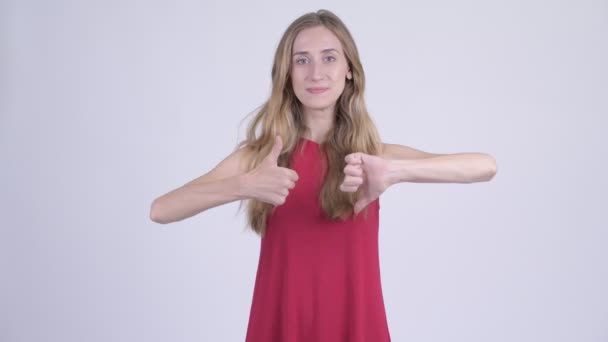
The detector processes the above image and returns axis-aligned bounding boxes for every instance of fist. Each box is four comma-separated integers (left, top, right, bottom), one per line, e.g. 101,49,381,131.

247,135,299,206
339,152,391,214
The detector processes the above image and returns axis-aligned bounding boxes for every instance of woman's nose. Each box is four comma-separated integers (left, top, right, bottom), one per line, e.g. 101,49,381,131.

309,62,324,80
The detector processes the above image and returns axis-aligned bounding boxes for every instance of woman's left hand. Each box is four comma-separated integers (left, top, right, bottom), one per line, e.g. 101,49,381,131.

339,152,392,214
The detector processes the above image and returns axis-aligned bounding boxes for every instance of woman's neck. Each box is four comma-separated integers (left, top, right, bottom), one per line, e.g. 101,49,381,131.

303,108,334,143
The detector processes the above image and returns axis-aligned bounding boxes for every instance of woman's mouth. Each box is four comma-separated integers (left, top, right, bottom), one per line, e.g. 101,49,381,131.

306,87,329,94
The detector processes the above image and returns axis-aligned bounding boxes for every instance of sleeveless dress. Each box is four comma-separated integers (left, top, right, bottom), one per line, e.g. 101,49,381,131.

245,137,391,342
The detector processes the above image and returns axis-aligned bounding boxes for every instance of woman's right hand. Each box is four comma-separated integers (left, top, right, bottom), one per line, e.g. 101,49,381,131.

244,135,299,206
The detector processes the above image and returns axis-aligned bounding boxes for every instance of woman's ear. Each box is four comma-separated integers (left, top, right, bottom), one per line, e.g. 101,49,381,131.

346,70,352,80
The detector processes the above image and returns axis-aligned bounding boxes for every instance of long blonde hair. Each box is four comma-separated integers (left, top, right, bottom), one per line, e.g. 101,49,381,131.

235,9,382,237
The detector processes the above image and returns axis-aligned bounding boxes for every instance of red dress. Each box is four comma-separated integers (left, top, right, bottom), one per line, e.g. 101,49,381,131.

245,137,391,342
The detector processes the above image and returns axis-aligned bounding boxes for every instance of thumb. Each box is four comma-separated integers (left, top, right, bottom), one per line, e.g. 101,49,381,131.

264,135,283,165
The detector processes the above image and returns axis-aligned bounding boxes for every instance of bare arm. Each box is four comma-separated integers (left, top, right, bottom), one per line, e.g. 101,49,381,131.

380,143,497,183
149,147,251,224
386,153,497,184
149,136,298,224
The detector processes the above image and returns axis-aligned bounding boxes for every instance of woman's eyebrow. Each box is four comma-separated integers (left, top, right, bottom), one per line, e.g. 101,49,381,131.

292,48,339,56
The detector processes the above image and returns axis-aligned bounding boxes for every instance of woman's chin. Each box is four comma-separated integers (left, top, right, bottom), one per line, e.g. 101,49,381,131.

300,99,337,111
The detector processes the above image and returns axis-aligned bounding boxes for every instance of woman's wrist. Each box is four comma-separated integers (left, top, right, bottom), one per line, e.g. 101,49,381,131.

385,159,413,185
236,173,256,200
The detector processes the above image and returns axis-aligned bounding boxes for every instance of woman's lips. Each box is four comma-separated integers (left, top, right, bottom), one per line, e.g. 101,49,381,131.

306,87,329,94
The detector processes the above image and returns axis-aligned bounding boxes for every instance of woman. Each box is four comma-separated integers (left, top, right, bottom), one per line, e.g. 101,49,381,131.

150,9,497,342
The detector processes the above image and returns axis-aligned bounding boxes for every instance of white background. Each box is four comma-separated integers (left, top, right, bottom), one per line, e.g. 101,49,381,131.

2,0,607,341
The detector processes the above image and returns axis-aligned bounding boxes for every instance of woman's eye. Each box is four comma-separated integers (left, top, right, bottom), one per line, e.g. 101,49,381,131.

324,56,336,62
296,58,308,64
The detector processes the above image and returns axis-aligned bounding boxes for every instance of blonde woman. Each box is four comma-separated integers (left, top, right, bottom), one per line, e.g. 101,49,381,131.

150,9,497,342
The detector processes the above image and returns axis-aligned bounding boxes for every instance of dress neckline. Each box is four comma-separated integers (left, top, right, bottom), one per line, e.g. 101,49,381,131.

300,137,321,145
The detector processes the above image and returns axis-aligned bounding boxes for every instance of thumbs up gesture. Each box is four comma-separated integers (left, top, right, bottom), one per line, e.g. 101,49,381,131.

339,152,391,214
245,135,299,206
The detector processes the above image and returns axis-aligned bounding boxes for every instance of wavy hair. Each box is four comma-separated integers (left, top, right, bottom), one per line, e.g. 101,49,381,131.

235,9,382,237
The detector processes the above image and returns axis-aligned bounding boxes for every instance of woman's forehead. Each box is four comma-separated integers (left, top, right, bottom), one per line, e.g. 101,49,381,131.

292,26,343,54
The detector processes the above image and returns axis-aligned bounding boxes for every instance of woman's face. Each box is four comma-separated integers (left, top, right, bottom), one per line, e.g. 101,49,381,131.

290,25,352,113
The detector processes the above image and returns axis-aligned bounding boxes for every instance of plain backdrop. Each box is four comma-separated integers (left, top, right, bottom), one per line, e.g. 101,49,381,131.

2,0,607,341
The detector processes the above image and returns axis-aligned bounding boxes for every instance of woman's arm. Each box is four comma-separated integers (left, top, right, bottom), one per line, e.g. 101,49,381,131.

150,175,250,224
386,153,497,184
150,136,299,224
341,143,497,213
149,147,251,224
381,143,497,184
